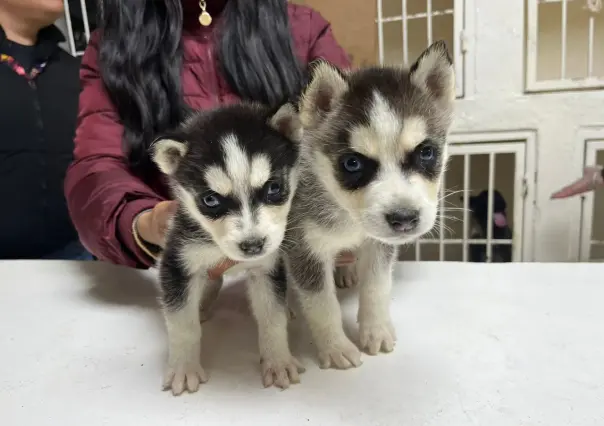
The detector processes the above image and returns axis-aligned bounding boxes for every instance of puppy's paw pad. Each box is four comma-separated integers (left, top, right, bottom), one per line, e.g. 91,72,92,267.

360,321,397,355
318,338,363,369
162,362,208,396
335,265,358,289
261,355,306,389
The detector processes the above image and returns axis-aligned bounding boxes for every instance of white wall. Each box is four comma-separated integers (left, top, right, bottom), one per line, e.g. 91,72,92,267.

380,0,604,261
456,0,603,261
536,0,604,81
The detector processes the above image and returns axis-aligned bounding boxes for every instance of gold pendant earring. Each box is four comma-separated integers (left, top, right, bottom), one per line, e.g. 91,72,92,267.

199,0,212,26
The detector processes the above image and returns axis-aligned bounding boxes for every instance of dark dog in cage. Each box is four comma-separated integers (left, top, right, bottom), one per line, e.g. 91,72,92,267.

462,190,513,262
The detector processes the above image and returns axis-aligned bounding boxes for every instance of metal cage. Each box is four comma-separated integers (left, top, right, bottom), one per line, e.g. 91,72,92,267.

375,0,467,97
526,0,604,92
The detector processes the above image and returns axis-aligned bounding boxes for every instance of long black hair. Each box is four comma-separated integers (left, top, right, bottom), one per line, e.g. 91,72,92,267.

97,0,304,173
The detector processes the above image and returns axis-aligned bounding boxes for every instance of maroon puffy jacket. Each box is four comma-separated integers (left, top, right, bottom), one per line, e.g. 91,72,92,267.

64,1,350,268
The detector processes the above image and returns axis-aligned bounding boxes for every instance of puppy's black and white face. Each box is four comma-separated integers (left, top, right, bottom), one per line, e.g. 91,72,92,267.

152,103,302,262
300,41,455,245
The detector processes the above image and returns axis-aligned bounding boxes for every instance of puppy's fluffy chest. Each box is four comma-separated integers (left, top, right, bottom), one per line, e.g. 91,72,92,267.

302,219,366,256
175,241,225,274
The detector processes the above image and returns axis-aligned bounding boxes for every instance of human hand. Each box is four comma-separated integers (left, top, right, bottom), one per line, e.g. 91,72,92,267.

335,251,356,266
550,166,604,199
134,201,233,279
136,200,178,247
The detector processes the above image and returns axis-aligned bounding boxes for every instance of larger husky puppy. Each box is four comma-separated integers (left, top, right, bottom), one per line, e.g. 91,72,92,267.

284,41,456,369
152,102,303,395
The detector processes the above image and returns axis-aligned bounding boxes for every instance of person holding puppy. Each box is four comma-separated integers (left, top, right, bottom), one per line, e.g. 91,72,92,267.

65,0,354,276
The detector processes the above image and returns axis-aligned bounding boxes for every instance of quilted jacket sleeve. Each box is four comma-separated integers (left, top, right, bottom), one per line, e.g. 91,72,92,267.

64,34,164,269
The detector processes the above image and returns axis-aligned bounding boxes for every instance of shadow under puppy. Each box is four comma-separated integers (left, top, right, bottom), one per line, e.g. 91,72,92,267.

281,41,456,371
151,102,303,395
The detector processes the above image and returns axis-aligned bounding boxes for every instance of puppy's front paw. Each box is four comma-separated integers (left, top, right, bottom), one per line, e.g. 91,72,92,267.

335,264,358,289
162,361,208,396
359,320,396,355
260,354,306,389
318,336,363,369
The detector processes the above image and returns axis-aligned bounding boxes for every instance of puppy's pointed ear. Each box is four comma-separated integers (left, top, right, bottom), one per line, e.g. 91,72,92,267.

152,136,187,175
409,41,455,103
268,102,303,142
299,59,348,128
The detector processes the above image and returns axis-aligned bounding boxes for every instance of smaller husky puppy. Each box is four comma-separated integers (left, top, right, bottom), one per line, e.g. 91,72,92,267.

152,102,303,395
283,41,456,369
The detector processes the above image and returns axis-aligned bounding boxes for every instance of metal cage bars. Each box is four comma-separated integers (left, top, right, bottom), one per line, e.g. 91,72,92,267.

61,0,92,56
413,147,518,262
376,0,465,97
407,131,537,263
526,0,604,92
578,137,604,261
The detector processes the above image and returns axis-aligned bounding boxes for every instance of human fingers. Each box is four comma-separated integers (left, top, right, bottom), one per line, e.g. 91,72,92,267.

207,259,238,279
335,251,356,266
156,201,178,236
550,178,593,199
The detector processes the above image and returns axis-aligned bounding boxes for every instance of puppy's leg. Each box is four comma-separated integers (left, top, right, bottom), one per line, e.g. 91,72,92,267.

335,263,358,289
285,286,296,320
199,278,222,323
356,240,397,355
247,259,304,389
287,249,362,370
159,250,208,396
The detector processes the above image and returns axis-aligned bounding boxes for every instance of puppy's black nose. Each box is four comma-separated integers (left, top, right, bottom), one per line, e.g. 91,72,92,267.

239,238,266,255
385,209,420,232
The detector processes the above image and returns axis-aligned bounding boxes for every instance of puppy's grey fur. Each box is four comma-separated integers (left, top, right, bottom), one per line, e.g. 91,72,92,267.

283,41,456,368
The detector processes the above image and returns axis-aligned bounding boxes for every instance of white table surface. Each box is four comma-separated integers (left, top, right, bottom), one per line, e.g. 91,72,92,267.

1,260,603,426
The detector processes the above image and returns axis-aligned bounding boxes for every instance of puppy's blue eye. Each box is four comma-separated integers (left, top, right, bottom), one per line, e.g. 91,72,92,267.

419,146,434,161
267,182,281,195
263,180,284,203
203,194,220,208
342,155,363,173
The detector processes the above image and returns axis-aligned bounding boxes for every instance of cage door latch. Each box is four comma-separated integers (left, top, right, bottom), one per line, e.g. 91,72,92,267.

459,30,469,54
522,176,529,199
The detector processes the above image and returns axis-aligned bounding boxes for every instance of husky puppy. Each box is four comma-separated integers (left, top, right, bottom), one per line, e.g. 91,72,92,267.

283,41,456,369
152,102,303,395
